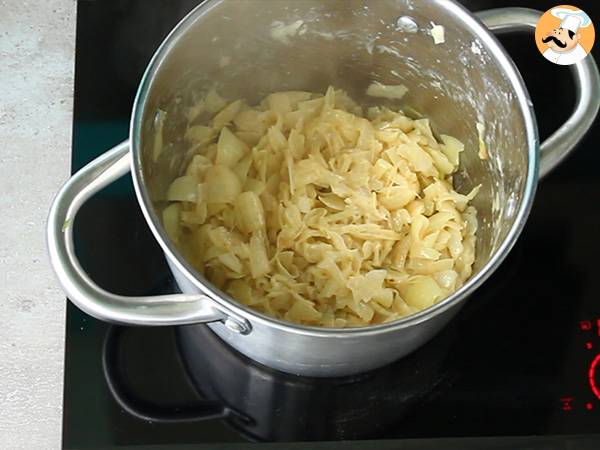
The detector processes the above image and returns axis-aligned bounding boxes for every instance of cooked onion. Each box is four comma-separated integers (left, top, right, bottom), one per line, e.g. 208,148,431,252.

162,87,479,327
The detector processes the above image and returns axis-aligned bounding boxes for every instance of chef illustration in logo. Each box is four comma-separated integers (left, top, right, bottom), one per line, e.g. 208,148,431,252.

536,6,595,66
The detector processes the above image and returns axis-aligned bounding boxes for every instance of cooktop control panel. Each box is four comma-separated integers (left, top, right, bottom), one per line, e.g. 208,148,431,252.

558,319,600,418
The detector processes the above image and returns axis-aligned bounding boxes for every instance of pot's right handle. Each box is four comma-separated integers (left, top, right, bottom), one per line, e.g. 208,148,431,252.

476,7,600,178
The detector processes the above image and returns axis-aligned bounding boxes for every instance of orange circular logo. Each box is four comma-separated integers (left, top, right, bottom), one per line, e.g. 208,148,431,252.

535,5,595,65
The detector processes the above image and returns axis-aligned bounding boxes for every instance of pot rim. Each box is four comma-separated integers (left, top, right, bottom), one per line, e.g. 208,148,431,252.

130,0,539,338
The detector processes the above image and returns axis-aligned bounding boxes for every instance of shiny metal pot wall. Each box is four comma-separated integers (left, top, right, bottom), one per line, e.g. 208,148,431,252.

47,1,599,376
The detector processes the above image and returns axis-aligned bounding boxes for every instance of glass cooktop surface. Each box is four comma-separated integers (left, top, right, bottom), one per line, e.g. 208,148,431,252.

64,0,600,448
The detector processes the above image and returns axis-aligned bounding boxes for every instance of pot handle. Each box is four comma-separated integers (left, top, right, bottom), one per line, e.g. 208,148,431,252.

476,7,600,178
46,140,251,334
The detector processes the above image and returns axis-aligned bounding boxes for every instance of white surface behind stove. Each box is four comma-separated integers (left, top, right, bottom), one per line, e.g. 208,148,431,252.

0,0,75,448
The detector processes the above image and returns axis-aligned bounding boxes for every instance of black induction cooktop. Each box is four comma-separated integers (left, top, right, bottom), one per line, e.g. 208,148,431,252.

64,0,600,448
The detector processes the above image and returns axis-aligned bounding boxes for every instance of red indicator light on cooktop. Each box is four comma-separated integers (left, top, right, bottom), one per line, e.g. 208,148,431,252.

586,342,593,350
560,397,574,411
586,402,594,410
580,321,592,331
589,354,600,401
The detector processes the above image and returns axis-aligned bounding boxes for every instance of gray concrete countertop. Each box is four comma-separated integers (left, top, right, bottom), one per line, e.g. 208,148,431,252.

0,0,76,448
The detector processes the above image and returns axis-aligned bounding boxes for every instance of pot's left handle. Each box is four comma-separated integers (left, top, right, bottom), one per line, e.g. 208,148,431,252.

46,140,251,334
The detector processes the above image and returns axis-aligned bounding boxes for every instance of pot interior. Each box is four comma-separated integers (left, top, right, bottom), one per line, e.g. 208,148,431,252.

135,0,534,313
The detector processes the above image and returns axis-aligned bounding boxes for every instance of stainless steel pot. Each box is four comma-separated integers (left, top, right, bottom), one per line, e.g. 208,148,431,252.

48,0,600,377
